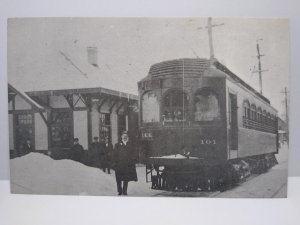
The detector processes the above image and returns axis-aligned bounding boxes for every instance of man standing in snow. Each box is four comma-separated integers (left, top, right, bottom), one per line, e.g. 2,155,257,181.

71,138,84,162
112,131,137,195
102,136,113,174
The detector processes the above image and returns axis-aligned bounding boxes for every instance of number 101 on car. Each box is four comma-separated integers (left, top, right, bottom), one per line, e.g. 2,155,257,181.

200,139,217,145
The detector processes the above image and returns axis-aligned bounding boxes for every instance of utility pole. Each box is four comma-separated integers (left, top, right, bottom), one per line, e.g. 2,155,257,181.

206,17,224,60
280,87,289,145
281,87,289,127
252,39,268,94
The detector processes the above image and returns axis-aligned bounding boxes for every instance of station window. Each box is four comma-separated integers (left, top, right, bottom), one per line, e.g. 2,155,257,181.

118,114,126,139
15,113,34,150
162,89,188,122
50,110,73,148
16,113,33,125
99,113,111,141
194,89,220,121
141,91,160,123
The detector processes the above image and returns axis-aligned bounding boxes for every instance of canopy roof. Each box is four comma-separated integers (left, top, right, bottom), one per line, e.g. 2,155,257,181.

8,84,44,111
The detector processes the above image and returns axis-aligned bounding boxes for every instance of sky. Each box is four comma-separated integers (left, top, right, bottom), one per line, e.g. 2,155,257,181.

7,17,289,117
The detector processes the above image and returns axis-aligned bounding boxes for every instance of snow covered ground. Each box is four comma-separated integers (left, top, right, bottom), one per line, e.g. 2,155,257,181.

216,142,288,198
10,153,160,196
152,143,289,198
10,143,288,197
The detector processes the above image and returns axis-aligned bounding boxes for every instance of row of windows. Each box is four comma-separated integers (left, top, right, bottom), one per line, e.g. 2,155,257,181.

14,111,127,149
142,90,277,133
99,113,111,142
16,114,33,126
142,89,221,123
243,100,277,133
15,113,34,150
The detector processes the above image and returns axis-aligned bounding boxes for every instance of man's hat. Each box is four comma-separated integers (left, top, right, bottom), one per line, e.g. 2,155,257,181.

74,138,79,141
121,130,128,135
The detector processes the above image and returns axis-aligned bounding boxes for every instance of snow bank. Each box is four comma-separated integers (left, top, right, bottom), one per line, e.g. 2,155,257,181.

10,153,159,196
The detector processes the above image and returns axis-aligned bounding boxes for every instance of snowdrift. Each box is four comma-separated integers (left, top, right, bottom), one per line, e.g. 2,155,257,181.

10,153,157,196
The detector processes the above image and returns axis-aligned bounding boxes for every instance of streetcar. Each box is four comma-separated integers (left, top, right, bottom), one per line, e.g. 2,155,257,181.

138,58,278,191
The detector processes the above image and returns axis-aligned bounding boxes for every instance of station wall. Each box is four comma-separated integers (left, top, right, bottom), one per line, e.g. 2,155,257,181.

14,95,32,110
73,110,88,149
8,114,14,150
34,112,48,151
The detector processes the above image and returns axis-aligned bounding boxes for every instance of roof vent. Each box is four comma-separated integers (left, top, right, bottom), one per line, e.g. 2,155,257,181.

87,47,98,67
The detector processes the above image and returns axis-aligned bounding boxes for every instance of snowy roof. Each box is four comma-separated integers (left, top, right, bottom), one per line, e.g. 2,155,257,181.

8,20,141,96
8,83,44,111
26,86,138,101
9,47,139,95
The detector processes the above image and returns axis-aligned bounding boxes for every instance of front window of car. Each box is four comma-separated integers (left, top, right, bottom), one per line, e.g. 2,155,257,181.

162,89,188,122
194,88,220,121
142,91,160,123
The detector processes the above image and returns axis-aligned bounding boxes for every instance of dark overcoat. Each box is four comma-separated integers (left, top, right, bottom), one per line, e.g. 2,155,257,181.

112,141,138,182
89,142,102,166
71,143,84,162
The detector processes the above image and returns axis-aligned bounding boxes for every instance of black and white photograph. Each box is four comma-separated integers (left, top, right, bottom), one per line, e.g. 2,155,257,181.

7,17,289,198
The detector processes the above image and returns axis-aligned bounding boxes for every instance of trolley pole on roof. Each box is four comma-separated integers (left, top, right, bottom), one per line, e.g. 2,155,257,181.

252,39,268,94
206,17,224,60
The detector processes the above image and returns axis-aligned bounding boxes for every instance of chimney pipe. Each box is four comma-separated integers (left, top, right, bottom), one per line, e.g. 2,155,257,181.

87,47,98,67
